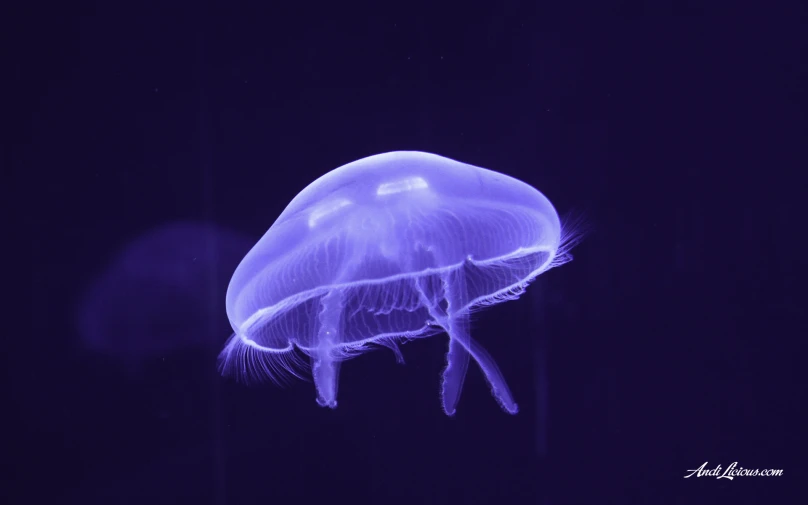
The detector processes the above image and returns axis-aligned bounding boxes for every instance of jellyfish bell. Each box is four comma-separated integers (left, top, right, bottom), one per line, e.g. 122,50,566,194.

219,151,580,415
77,221,255,378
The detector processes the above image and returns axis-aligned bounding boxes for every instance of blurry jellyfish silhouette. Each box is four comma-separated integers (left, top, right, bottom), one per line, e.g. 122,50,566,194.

219,151,580,415
77,221,254,376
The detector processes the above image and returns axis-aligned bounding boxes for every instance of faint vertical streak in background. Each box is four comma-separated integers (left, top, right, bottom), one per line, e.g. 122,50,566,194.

525,18,552,504
197,11,227,505
607,367,619,436
416,18,431,146
530,287,550,505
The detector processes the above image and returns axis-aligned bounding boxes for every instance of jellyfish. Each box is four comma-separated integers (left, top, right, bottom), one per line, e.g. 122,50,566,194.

77,221,254,376
219,151,579,415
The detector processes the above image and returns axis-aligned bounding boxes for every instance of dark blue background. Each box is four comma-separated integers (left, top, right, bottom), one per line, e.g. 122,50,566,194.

10,1,805,504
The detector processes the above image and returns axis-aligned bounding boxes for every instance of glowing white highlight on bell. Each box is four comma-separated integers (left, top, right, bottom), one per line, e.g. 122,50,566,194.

308,199,353,228
376,177,429,196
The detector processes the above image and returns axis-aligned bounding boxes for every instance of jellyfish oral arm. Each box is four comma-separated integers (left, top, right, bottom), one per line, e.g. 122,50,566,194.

417,272,519,416
463,336,518,414
442,314,519,416
441,313,519,415
441,319,471,416
312,288,343,409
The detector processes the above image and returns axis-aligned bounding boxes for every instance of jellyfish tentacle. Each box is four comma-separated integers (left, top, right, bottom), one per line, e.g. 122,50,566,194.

312,288,343,408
